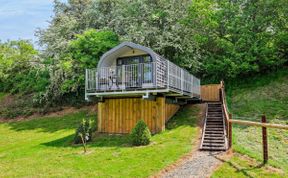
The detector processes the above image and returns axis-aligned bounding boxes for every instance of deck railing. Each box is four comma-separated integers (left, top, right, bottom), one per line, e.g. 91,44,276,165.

86,60,200,97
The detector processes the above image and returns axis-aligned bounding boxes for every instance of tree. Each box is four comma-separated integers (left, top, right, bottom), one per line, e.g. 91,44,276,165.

39,29,119,105
69,29,119,69
0,40,49,93
185,0,288,82
37,0,202,74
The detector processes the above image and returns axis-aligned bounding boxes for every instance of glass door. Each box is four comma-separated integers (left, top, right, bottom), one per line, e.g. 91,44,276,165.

142,56,153,85
117,55,153,89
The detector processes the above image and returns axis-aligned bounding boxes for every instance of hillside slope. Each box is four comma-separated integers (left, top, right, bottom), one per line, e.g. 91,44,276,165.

226,68,288,175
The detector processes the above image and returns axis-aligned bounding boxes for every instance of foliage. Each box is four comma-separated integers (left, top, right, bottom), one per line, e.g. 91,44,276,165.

0,105,200,177
39,29,119,105
69,29,119,69
185,0,288,82
1,0,288,110
74,118,94,144
0,40,49,94
130,120,151,146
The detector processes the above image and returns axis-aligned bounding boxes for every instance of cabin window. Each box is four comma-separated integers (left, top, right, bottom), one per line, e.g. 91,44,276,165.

116,55,154,86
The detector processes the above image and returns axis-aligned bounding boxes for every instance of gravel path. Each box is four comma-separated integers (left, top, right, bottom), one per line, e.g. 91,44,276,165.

160,151,226,178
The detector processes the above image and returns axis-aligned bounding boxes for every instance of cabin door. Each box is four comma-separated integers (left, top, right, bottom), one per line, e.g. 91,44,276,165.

117,55,153,89
117,57,142,88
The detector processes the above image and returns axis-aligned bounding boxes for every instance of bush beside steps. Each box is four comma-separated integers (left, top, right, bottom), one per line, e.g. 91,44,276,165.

131,120,151,146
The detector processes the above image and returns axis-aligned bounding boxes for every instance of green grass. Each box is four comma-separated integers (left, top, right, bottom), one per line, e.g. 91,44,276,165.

0,105,200,177
213,68,288,177
212,153,285,178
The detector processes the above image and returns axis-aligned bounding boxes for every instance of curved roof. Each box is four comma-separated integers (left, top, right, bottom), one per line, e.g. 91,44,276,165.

97,42,161,69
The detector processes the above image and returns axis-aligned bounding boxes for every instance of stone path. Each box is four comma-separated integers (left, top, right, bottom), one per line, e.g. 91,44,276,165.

160,151,226,178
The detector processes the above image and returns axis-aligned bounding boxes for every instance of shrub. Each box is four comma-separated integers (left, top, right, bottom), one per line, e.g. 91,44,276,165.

74,119,94,144
130,120,151,146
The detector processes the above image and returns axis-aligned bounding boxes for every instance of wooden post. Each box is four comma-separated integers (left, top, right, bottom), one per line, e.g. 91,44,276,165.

228,114,232,148
97,102,103,132
262,115,268,164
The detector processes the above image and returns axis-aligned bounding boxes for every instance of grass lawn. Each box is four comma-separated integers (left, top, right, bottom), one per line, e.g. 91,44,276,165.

213,68,288,177
0,105,201,177
212,153,285,178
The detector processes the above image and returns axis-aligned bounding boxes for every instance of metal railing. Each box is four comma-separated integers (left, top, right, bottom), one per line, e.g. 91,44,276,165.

167,61,201,97
86,60,201,97
86,62,157,92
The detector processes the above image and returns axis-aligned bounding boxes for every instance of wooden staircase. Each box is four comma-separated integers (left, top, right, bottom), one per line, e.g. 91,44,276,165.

200,102,228,151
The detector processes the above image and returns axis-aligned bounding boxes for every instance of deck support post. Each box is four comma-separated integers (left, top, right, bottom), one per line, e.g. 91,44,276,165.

97,102,104,132
262,115,268,164
156,97,166,132
228,114,232,149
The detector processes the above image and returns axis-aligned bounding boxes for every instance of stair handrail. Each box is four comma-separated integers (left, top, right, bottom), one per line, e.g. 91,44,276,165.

220,81,230,148
200,103,209,149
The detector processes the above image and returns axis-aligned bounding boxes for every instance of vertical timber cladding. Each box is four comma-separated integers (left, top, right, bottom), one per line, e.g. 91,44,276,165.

165,103,180,122
97,97,180,134
201,84,222,102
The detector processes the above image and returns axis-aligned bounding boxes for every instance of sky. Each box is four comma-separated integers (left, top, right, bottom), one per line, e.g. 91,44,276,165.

0,0,56,46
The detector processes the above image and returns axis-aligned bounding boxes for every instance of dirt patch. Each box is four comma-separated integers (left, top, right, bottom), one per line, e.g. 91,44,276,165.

0,94,14,107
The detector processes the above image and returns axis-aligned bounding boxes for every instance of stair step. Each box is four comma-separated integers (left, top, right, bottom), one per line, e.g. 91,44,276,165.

202,143,225,147
205,133,224,136
206,119,223,122
201,146,226,151
206,121,223,124
206,126,224,129
206,125,223,128
206,119,223,121
204,136,225,140
207,121,223,123
208,103,222,105
207,119,223,123
205,131,224,135
205,128,224,130
203,139,225,144
207,116,223,118
208,114,223,116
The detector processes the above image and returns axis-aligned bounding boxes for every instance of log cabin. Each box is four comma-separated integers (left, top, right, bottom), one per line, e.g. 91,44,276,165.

85,42,201,134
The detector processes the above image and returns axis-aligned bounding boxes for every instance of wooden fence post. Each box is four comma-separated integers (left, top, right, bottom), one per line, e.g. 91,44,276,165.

262,115,268,164
228,114,232,148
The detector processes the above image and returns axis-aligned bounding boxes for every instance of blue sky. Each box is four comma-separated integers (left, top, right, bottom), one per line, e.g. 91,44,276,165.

0,0,56,45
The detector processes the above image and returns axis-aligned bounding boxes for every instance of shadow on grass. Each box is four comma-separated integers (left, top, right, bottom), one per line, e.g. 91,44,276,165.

41,134,132,148
5,112,96,133
42,104,202,148
214,154,266,178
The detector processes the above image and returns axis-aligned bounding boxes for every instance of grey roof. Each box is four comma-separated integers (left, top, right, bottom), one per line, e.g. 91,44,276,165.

97,42,164,69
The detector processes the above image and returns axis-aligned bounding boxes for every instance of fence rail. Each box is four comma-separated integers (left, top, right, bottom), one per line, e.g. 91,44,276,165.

219,80,288,164
229,119,288,129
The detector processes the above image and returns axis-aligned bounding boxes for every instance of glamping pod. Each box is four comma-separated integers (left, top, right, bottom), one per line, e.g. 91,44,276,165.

85,42,200,133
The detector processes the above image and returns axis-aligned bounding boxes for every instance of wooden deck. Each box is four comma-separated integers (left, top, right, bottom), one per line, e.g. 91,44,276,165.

85,61,201,99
